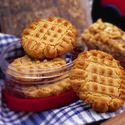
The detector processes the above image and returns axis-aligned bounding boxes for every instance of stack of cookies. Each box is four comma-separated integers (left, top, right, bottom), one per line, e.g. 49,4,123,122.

7,16,125,113
7,16,78,99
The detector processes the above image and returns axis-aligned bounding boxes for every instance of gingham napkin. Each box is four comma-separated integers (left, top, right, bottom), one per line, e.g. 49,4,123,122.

0,33,125,125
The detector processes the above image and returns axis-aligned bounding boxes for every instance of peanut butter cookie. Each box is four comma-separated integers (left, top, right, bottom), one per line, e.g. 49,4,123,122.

21,16,77,59
81,19,125,68
70,50,125,112
21,74,72,98
7,55,66,82
7,54,72,98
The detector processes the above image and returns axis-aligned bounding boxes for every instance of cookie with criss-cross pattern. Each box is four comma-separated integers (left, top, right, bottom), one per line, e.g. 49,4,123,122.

7,55,72,98
7,54,66,82
21,16,77,59
21,75,72,99
70,50,125,112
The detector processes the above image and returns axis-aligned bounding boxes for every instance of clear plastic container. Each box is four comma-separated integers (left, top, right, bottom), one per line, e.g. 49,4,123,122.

0,0,92,38
1,40,72,98
0,40,87,111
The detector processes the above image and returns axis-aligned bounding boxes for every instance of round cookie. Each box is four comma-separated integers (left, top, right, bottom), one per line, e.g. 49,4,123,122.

21,16,77,59
70,50,125,112
7,55,66,82
7,55,72,98
21,75,72,99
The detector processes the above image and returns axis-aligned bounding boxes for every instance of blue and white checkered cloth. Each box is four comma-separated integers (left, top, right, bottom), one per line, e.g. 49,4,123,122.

0,33,125,125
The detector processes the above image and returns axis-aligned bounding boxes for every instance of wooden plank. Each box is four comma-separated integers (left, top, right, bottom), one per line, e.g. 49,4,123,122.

100,111,125,125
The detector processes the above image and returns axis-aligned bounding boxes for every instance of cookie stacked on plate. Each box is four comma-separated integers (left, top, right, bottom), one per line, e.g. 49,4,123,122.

8,16,78,99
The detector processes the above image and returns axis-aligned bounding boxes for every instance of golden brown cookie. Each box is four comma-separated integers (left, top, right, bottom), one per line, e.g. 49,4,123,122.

7,54,72,98
21,16,77,59
21,75,72,98
70,50,125,112
81,19,125,68
7,55,66,83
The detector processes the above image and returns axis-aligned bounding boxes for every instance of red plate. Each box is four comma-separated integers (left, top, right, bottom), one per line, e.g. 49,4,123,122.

2,89,79,112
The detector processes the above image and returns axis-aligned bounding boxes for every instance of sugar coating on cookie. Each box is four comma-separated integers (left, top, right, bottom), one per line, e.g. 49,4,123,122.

70,50,125,112
21,16,77,59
